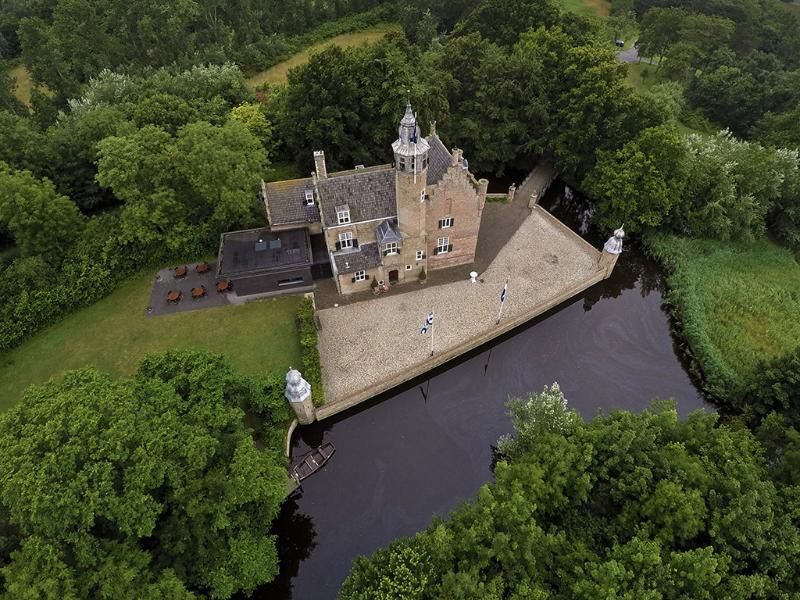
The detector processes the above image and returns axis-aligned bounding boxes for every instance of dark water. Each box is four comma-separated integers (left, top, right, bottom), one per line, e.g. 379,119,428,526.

258,183,709,600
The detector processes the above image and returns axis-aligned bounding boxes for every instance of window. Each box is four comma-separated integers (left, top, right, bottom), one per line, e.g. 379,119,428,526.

384,242,398,256
405,265,412,271
278,276,304,287
415,250,424,261
353,270,366,282
398,157,406,170
435,237,450,255
338,231,353,250
303,188,314,206
439,217,453,229
337,209,351,225
420,190,429,202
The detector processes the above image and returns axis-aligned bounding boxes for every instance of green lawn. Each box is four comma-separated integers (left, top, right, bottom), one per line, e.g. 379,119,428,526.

9,63,34,106
247,23,401,87
647,235,800,392
0,271,304,410
558,0,610,17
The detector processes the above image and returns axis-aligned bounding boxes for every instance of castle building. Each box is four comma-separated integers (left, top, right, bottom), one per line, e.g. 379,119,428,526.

259,102,488,295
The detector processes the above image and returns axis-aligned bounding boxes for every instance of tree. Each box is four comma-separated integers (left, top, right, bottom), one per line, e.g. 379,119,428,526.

0,350,289,598
0,163,84,262
227,102,275,156
96,120,266,252
584,124,688,232
340,398,800,598
454,0,561,47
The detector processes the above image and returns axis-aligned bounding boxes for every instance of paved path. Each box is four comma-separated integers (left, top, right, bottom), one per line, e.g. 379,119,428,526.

315,207,603,415
617,46,654,64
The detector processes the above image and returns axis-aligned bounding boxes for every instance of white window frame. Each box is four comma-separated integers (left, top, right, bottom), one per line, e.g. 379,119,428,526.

384,242,398,256
337,209,351,225
304,189,315,206
415,250,424,261
436,237,450,254
354,270,366,282
338,231,353,249
405,265,412,271
439,217,453,229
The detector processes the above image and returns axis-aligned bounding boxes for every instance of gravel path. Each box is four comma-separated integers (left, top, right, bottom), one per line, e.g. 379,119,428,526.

316,209,602,405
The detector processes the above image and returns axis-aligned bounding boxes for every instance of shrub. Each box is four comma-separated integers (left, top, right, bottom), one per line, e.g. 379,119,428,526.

296,296,325,407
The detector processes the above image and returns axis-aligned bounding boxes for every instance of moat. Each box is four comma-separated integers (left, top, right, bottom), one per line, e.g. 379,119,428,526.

257,184,711,600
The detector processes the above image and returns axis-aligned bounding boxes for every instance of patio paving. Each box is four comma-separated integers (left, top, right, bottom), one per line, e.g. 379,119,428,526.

315,206,605,416
146,262,233,316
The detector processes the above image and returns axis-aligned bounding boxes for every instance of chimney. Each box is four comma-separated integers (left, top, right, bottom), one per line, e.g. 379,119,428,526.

313,150,327,179
430,120,437,137
451,148,463,167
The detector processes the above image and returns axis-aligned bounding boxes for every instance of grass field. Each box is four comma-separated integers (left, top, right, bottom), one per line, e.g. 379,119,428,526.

0,271,304,410
647,235,800,393
247,23,401,87
9,63,35,106
558,0,610,17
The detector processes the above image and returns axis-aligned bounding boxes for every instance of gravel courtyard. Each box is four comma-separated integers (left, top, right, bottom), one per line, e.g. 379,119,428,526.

316,207,603,409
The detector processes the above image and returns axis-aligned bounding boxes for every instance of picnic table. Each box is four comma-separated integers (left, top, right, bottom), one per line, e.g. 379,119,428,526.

191,286,206,299
216,280,232,293
167,290,182,303
174,265,188,278
196,262,210,274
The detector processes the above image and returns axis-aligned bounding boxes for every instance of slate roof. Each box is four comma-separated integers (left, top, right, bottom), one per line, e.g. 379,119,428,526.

375,219,402,245
333,242,381,274
319,166,397,227
264,178,321,226
218,228,312,277
426,135,452,186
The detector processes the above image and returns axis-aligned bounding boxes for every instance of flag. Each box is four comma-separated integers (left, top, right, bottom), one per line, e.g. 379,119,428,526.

499,281,507,304
420,311,434,334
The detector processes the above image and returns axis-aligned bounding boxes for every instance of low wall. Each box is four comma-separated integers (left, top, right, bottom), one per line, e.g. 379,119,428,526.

315,260,605,420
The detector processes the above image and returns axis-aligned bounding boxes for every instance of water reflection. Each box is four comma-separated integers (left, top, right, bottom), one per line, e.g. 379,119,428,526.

256,183,710,600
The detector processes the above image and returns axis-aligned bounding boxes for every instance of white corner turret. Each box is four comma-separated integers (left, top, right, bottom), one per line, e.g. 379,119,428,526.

599,226,624,279
285,368,315,424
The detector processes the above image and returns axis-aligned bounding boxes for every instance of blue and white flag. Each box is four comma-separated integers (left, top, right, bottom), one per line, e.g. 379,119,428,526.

499,281,507,304
420,311,434,334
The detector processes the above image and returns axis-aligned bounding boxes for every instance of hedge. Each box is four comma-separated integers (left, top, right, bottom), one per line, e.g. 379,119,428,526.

296,296,325,407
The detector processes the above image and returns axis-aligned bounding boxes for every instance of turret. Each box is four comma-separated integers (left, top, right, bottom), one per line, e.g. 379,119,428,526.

392,102,429,238
599,226,624,278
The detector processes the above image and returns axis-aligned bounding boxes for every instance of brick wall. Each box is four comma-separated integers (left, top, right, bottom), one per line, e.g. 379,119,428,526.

426,166,485,270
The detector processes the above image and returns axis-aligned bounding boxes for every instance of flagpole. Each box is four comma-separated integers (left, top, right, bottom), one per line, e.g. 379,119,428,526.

430,310,434,356
496,280,508,325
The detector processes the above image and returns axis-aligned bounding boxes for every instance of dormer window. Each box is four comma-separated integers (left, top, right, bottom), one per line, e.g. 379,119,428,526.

336,205,351,225
303,188,315,206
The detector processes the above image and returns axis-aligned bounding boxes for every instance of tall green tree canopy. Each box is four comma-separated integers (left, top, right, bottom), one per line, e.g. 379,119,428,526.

341,387,800,599
0,163,83,262
96,120,266,253
0,350,289,599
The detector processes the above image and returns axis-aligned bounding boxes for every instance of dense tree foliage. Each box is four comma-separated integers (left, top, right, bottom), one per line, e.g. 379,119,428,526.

0,350,291,598
1,0,388,95
341,386,800,599
631,0,800,148
0,164,84,261
0,65,268,352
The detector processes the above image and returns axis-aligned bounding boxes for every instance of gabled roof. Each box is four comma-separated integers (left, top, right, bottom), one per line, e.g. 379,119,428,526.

319,165,396,227
264,177,320,227
333,242,381,274
426,135,452,186
375,219,402,245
